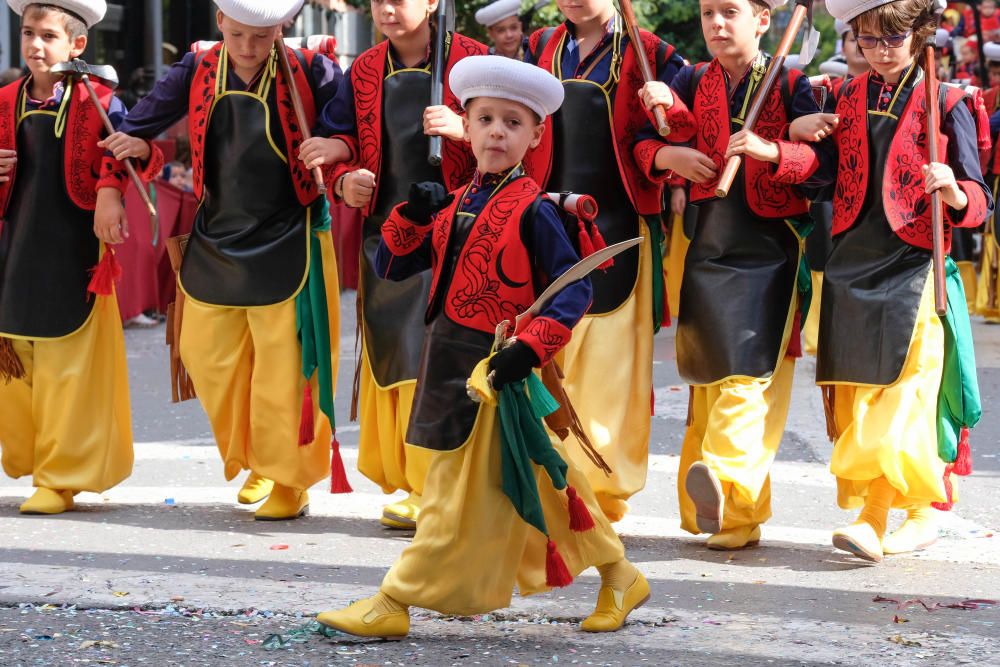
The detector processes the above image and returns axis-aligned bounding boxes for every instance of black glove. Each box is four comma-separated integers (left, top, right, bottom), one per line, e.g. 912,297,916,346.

402,181,454,225
488,340,540,390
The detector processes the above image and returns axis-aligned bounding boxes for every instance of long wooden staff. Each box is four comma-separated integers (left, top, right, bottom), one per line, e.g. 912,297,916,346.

925,33,948,316
274,39,327,195
716,0,811,197
428,0,449,167
617,0,669,137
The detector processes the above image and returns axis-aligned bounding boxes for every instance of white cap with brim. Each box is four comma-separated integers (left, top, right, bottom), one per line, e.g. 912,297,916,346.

758,0,788,8
936,28,951,49
7,0,106,28
827,0,945,23
985,41,1000,63
475,0,521,27
819,58,849,77
450,55,564,119
835,19,851,37
213,0,303,27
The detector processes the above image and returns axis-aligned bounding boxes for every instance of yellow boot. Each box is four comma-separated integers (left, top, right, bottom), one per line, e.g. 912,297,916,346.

380,492,421,530
254,484,308,521
882,506,938,555
685,462,724,534
20,488,74,515
237,472,274,505
706,524,761,551
581,560,651,632
832,476,894,563
317,592,410,640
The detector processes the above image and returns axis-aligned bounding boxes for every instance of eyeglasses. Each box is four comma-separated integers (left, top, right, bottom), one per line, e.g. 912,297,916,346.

856,32,912,49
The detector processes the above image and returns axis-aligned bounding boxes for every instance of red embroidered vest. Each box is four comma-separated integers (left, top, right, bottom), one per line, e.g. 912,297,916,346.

0,77,115,215
689,60,810,220
188,43,320,206
833,73,977,251
428,177,541,334
346,34,485,216
527,23,675,216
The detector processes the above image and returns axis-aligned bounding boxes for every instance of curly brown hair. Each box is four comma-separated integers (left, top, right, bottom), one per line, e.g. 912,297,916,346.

850,0,938,61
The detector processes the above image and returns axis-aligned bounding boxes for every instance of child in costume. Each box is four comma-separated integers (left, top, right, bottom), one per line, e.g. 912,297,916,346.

299,0,486,529
523,0,686,523
0,0,163,515
976,41,1000,320
476,0,527,60
636,0,823,550
316,55,649,639
114,0,344,520
778,0,991,561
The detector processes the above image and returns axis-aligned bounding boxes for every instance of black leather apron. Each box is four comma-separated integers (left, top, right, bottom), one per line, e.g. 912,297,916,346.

0,110,98,338
817,109,930,386
180,90,308,306
676,176,800,385
807,201,833,272
548,79,638,314
360,67,441,387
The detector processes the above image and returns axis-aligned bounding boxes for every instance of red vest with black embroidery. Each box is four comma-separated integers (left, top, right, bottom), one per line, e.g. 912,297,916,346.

526,24,676,217
187,43,320,206
337,34,485,217
0,77,119,215
833,73,988,251
689,60,810,220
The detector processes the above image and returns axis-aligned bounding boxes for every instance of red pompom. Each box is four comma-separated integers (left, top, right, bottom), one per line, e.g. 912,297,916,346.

566,485,595,532
87,248,122,297
545,539,573,588
329,434,353,494
953,427,972,476
298,384,315,446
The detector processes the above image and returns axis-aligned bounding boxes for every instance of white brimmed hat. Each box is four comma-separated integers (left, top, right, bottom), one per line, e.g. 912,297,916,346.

985,41,1000,63
475,0,521,27
835,19,851,37
450,55,564,119
7,0,106,28
819,57,849,77
827,0,945,23
214,0,303,27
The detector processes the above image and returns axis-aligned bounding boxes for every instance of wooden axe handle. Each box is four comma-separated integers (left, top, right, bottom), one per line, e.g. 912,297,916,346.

274,39,327,195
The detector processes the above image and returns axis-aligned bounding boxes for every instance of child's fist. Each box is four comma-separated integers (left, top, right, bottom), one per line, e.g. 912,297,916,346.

789,113,839,143
923,162,968,211
637,81,674,112
0,149,16,181
99,133,151,162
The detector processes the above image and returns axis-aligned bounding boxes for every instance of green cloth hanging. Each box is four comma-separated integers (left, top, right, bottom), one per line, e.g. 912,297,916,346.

295,199,335,429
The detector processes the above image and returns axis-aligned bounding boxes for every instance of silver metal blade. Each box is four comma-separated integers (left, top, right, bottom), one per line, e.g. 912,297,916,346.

445,0,456,33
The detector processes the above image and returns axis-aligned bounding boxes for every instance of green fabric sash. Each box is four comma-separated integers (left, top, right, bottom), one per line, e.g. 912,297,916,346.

296,199,335,429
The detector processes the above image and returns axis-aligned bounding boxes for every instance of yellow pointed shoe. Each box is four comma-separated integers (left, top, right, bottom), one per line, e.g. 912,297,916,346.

685,462,724,534
237,472,274,505
832,522,883,563
882,508,938,555
317,593,410,640
380,492,421,530
254,485,308,521
20,488,74,515
706,524,761,551
581,570,651,633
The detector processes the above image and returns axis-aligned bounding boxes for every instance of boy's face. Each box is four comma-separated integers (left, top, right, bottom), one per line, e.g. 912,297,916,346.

217,13,280,72
20,10,86,79
856,27,913,82
989,63,1000,87
463,97,545,175
371,0,437,41
487,15,524,57
699,0,769,63
555,0,613,26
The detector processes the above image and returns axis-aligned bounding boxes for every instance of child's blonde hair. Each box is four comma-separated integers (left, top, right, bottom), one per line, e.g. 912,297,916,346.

23,3,87,40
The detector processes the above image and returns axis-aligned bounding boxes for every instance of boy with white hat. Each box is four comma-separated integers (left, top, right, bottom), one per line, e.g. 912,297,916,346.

636,0,824,550
476,0,527,59
317,55,649,640
111,0,346,520
0,0,164,514
775,0,992,561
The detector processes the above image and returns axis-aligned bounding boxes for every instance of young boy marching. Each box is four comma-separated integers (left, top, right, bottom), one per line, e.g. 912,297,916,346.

114,0,344,520
476,0,527,59
524,0,686,523
637,0,823,550
299,0,486,529
976,41,1000,321
0,0,162,514
317,56,649,639
777,0,991,560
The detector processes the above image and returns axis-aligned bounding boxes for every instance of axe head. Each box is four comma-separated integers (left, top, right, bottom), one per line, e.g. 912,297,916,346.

51,59,119,88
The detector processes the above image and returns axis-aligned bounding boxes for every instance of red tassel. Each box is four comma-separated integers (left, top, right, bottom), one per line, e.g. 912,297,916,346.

87,248,122,297
661,287,672,328
577,219,596,259
545,539,573,588
329,434,353,494
953,427,973,476
566,485,595,532
932,465,955,511
298,384,315,446
650,387,655,417
589,222,614,270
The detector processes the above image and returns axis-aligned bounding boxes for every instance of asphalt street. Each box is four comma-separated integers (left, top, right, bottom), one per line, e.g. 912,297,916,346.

0,291,998,666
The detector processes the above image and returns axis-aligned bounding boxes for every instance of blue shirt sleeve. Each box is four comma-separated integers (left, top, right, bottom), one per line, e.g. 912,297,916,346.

527,198,593,328
117,52,196,138
316,64,356,138
375,226,434,280
309,53,343,135
107,95,127,130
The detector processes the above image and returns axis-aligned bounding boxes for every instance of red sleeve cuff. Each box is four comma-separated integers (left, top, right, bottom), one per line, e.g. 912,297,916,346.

946,181,990,228
771,140,820,184
517,316,572,367
96,142,165,194
634,138,672,185
663,95,696,143
382,202,433,255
